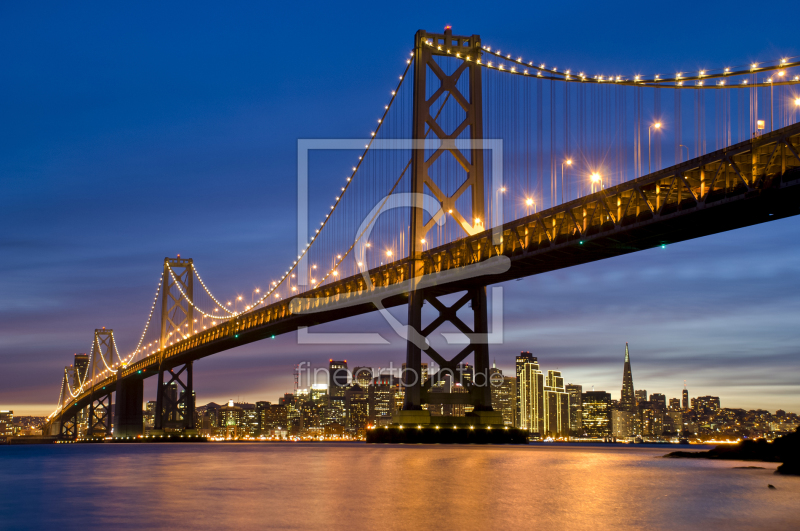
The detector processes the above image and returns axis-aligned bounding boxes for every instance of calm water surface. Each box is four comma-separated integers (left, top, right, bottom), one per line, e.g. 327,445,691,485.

1,442,798,530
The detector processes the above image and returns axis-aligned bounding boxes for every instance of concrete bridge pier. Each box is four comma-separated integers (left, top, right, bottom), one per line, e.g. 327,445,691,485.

114,378,144,438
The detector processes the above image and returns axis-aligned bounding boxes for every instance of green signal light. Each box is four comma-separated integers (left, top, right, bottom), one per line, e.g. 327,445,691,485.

138,370,142,374
235,334,239,338
661,244,666,249
271,335,275,339
579,241,584,245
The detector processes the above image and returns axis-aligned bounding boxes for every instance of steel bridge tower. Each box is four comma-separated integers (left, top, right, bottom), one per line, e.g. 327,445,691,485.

153,256,197,434
400,28,501,425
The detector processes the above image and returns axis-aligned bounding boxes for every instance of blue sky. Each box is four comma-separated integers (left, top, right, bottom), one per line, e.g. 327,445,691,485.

1,1,799,415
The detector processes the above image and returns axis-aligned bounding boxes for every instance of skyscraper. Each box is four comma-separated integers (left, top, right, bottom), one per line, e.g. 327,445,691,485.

682,385,689,409
490,365,517,427
328,360,347,425
73,353,89,390
345,384,368,436
516,352,544,433
649,393,666,409
619,343,635,412
634,390,648,406
581,391,611,438
543,370,570,437
565,384,583,434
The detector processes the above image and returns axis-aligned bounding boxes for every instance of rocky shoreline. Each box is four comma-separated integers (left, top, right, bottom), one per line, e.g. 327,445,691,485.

664,428,799,476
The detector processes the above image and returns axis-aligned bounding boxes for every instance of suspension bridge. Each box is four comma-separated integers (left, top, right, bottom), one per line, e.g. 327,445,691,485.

45,28,800,440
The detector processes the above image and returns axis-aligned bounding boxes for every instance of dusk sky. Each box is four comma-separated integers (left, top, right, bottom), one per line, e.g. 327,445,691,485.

2,1,799,415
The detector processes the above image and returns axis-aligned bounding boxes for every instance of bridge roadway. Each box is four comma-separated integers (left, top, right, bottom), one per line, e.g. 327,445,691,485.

54,122,800,424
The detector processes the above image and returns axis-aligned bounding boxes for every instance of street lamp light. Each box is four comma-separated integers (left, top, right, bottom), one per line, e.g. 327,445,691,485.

590,173,602,193
561,159,572,203
649,122,661,175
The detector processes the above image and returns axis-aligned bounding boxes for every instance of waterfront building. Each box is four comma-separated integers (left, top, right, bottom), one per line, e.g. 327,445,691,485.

619,343,635,412
345,384,368,435
238,403,259,436
260,403,288,434
328,360,348,425
0,411,13,442
368,375,396,426
490,365,517,427
219,400,244,438
516,352,544,433
581,391,611,438
565,384,583,434
543,370,569,437
612,409,634,438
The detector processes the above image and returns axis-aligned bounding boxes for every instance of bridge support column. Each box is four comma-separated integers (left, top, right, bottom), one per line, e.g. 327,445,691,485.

59,411,77,441
88,394,112,439
400,286,498,422
114,377,143,438
400,27,499,425
153,362,196,434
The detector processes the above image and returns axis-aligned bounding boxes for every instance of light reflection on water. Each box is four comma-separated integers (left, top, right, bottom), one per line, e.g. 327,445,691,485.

1,443,798,530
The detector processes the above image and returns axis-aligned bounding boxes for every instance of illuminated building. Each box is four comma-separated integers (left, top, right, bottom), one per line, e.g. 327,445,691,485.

218,400,244,438
345,384,368,436
310,383,327,403
73,353,89,390
144,401,156,434
565,384,583,434
543,370,569,437
328,360,348,425
682,386,689,409
649,393,666,409
457,363,473,385
259,402,288,434
490,365,517,427
239,403,260,436
669,398,681,410
619,343,635,412
634,390,647,407
692,396,720,413
353,366,374,388
638,401,664,437
368,375,396,426
665,410,683,435
612,409,634,438
581,391,611,438
0,411,13,442
516,352,544,433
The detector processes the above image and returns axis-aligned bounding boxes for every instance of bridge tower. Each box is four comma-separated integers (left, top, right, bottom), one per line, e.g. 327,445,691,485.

87,328,115,438
154,256,197,434
402,28,500,424
57,368,78,439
